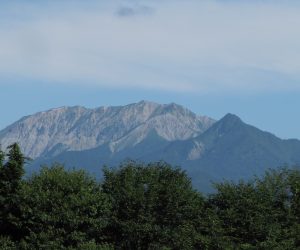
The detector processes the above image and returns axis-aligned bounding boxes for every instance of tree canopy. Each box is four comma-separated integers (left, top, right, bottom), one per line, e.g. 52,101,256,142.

0,144,299,249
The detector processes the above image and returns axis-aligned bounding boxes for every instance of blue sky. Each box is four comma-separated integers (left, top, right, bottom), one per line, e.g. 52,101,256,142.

1,0,300,139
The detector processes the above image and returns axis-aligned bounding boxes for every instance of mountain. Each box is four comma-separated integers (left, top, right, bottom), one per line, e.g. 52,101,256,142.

0,101,214,159
1,101,300,192
161,113,300,190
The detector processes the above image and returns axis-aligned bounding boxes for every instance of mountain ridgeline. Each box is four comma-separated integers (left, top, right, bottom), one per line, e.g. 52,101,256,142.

0,101,299,191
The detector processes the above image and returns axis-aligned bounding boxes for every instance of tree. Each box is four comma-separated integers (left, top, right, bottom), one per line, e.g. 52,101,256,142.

208,168,300,249
20,164,112,249
102,161,206,249
1,143,299,249
0,147,4,168
0,143,26,241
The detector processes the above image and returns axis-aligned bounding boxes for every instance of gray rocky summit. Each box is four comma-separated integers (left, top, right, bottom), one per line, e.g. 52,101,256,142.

0,101,215,159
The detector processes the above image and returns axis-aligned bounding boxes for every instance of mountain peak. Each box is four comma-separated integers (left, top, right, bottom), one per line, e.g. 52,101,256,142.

137,100,156,105
222,113,242,123
204,113,244,136
134,100,160,108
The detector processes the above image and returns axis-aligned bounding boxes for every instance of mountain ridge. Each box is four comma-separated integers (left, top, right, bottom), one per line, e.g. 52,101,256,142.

1,101,299,192
0,101,215,158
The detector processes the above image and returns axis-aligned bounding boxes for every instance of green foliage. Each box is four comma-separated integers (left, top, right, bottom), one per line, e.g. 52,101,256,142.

77,241,114,250
102,161,205,249
0,143,26,241
0,143,25,192
0,144,299,249
0,236,16,249
5,143,25,182
0,148,4,168
208,168,300,249
20,164,111,249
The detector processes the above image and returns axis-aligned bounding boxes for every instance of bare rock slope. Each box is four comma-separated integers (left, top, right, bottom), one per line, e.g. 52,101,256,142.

0,101,215,159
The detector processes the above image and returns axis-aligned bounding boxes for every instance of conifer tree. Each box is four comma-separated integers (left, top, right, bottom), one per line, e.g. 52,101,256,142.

0,143,26,240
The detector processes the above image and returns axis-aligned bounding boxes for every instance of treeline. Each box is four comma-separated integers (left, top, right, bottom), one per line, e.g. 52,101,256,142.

0,143,299,249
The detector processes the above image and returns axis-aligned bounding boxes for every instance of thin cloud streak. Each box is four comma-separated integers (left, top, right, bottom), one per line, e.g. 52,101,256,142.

0,1,300,93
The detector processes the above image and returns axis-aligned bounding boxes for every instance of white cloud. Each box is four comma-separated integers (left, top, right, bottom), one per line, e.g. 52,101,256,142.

0,0,300,93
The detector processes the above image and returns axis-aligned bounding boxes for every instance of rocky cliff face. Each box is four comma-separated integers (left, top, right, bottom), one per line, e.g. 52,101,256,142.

0,101,215,159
